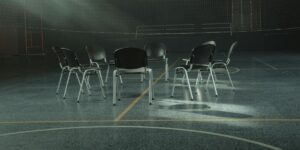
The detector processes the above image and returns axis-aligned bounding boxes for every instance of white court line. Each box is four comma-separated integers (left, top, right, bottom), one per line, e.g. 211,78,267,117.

253,57,278,70
0,125,282,150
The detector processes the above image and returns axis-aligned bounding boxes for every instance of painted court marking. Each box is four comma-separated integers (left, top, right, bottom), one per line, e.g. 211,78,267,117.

0,125,282,150
1,118,300,125
253,57,278,70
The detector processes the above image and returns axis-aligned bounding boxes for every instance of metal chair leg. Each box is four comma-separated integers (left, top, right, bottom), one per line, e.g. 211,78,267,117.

152,83,155,100
76,72,87,94
117,75,121,100
119,75,123,84
206,72,211,88
86,75,91,90
165,58,169,81
209,67,218,96
183,69,193,100
105,64,110,83
171,69,178,97
84,75,91,95
75,71,81,85
56,68,64,94
97,70,106,98
195,70,201,92
199,70,203,82
95,63,105,87
77,71,87,102
213,69,218,81
112,70,117,105
98,70,105,87
63,70,72,99
148,69,153,105
225,65,234,89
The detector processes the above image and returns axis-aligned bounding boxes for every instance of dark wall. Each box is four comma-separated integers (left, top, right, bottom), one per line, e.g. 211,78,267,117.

2,0,300,31
0,0,21,55
0,0,300,55
262,0,300,29
39,0,231,32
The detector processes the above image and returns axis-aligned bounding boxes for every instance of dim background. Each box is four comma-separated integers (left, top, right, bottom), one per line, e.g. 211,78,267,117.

0,0,299,56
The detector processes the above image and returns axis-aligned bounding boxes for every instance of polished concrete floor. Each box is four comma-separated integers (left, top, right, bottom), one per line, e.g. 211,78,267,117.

0,50,300,150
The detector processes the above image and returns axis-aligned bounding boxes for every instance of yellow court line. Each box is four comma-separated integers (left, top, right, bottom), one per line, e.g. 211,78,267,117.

114,59,180,121
1,118,300,125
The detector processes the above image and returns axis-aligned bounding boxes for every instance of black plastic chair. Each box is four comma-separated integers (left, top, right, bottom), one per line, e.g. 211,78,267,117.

60,48,83,99
143,42,169,81
171,41,218,100
61,48,106,102
211,41,237,88
113,47,153,105
52,46,72,94
85,45,109,85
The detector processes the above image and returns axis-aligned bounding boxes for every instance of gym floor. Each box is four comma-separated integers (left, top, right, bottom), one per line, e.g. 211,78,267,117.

0,49,299,150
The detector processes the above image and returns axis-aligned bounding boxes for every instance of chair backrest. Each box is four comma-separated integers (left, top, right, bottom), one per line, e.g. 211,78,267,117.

52,46,67,68
114,47,147,69
225,41,238,64
202,40,217,58
62,48,80,68
85,45,107,63
144,42,166,58
189,41,216,65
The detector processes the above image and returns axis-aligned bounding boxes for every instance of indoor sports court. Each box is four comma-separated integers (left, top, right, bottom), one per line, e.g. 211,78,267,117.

0,0,300,149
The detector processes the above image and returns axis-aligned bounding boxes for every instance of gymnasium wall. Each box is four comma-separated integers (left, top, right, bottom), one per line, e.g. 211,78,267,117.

0,0,299,55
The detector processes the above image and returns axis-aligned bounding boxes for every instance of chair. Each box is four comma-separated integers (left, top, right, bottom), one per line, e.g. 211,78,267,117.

112,47,153,105
52,46,70,94
171,41,218,100
143,42,169,81
61,48,106,102
85,45,109,85
85,45,124,85
211,41,237,88
58,48,83,99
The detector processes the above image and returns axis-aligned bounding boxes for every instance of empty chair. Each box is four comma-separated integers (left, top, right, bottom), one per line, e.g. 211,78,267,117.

61,48,106,102
85,45,123,85
171,41,218,100
85,45,110,85
211,41,238,88
52,46,71,94
144,42,169,81
60,48,83,99
112,47,153,105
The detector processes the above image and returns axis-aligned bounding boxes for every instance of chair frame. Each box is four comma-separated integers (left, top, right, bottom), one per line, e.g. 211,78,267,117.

112,48,153,105
143,42,169,81
59,48,105,102
171,41,218,100
59,48,86,99
85,45,110,85
52,46,81,95
77,66,106,102
211,41,238,88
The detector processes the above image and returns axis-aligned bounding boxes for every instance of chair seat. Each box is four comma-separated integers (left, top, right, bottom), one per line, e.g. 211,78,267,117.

108,59,115,65
212,60,224,63
212,64,226,68
80,65,98,70
212,60,226,68
180,64,209,70
85,66,101,70
148,58,166,61
117,67,149,74
175,65,209,74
